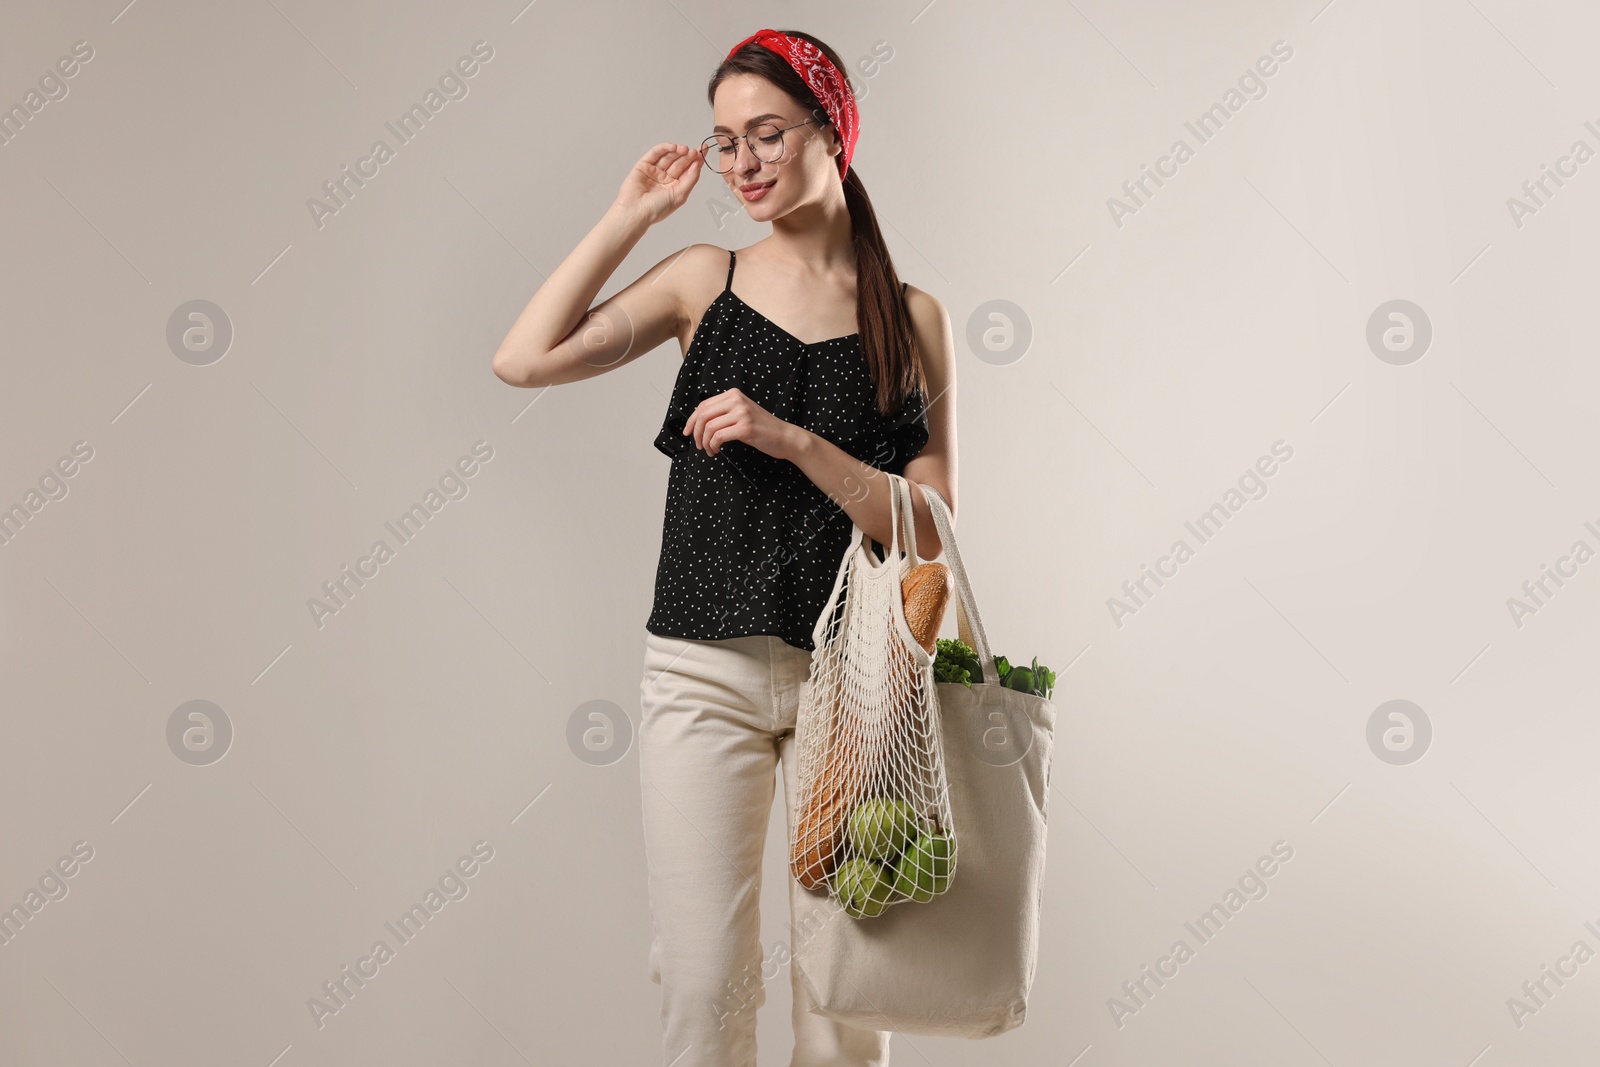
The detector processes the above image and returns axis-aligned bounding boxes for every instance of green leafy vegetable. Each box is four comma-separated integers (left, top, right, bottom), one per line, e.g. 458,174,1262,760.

932,638,980,688
933,640,1056,699
997,655,1056,699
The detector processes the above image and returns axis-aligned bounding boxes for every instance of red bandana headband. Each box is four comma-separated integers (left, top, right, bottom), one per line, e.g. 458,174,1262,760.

726,29,859,179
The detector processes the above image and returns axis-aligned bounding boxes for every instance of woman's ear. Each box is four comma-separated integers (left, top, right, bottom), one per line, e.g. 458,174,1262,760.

812,108,841,158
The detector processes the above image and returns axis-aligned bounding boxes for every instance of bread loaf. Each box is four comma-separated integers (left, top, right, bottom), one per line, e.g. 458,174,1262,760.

901,562,950,652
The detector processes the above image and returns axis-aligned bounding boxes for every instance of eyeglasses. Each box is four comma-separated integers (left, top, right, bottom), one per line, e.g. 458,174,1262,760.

699,118,821,173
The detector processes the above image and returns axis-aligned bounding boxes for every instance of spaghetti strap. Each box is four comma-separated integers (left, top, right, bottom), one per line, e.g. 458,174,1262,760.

725,248,737,292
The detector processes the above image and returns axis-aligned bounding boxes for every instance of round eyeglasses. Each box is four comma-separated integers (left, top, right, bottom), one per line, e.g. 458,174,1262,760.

699,119,820,173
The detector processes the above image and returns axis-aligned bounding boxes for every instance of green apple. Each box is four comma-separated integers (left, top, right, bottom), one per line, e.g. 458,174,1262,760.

845,798,920,862
891,831,954,902
834,857,895,918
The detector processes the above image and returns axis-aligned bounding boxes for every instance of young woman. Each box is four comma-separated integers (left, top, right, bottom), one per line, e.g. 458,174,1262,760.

492,28,957,1067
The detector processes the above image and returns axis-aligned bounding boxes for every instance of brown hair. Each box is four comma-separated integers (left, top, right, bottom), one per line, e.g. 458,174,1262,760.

709,30,926,420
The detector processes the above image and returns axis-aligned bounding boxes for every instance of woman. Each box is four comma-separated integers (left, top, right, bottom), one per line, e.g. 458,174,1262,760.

492,28,957,1067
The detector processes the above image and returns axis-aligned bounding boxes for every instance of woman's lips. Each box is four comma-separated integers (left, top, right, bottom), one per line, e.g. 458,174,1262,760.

741,179,776,201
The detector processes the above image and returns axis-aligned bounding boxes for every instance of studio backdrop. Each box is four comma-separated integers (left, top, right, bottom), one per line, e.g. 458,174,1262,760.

2,1,1597,1065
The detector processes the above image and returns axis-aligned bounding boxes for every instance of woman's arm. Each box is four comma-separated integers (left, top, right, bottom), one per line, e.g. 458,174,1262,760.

492,143,702,388
784,286,958,558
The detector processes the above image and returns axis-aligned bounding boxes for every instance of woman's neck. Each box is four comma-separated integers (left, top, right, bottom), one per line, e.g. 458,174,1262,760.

762,186,855,277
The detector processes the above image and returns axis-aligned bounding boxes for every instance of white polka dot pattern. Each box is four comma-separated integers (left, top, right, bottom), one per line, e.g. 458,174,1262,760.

646,248,931,653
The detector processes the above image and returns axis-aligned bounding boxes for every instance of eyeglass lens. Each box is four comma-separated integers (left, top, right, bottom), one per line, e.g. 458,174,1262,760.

700,123,790,172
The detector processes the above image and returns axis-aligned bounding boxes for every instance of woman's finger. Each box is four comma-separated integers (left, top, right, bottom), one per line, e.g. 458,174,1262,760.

685,391,739,450
643,143,688,169
699,411,742,455
685,407,709,451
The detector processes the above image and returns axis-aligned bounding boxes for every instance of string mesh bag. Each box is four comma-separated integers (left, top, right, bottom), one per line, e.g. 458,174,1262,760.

789,473,958,919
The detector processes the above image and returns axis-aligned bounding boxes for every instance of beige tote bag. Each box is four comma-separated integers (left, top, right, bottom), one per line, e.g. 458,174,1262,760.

791,475,1058,1038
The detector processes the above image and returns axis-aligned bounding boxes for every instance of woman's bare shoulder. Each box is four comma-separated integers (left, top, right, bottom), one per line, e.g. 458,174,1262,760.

667,243,737,356
901,284,953,359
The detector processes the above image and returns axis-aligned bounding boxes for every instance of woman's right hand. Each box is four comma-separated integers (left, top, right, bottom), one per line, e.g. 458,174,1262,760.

614,143,704,227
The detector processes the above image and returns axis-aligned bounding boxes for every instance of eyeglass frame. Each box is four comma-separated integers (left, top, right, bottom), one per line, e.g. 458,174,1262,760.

699,117,823,172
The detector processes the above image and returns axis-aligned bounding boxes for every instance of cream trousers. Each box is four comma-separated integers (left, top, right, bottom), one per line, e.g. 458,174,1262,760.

637,631,892,1067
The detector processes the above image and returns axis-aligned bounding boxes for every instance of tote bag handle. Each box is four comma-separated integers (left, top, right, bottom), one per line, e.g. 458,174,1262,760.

809,470,920,651
912,480,1001,686
860,468,919,575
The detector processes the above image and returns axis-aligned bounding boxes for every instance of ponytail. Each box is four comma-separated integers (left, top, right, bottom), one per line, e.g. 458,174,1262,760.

843,166,927,419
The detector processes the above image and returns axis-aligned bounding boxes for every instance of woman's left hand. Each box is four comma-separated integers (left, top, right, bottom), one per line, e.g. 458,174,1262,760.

683,388,803,460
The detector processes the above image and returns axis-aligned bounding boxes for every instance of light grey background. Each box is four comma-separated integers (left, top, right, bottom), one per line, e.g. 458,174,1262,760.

3,0,1597,1064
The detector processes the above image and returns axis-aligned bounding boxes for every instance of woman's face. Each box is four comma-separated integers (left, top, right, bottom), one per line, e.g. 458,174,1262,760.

709,74,840,220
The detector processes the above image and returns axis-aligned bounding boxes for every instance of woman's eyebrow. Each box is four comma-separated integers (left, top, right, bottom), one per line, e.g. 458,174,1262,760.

713,112,787,134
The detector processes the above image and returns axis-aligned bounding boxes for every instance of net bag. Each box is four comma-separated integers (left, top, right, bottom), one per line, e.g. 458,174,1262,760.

789,473,956,917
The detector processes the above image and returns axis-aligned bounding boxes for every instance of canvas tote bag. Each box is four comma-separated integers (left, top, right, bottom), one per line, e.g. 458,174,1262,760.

791,474,1058,1038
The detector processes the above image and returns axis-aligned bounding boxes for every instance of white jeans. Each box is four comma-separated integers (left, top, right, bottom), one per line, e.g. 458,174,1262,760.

637,631,893,1067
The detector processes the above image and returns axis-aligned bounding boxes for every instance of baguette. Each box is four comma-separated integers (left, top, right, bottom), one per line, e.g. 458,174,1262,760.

901,561,950,652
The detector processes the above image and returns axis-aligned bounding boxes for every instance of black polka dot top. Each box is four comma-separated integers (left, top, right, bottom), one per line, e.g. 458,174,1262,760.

646,247,931,653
